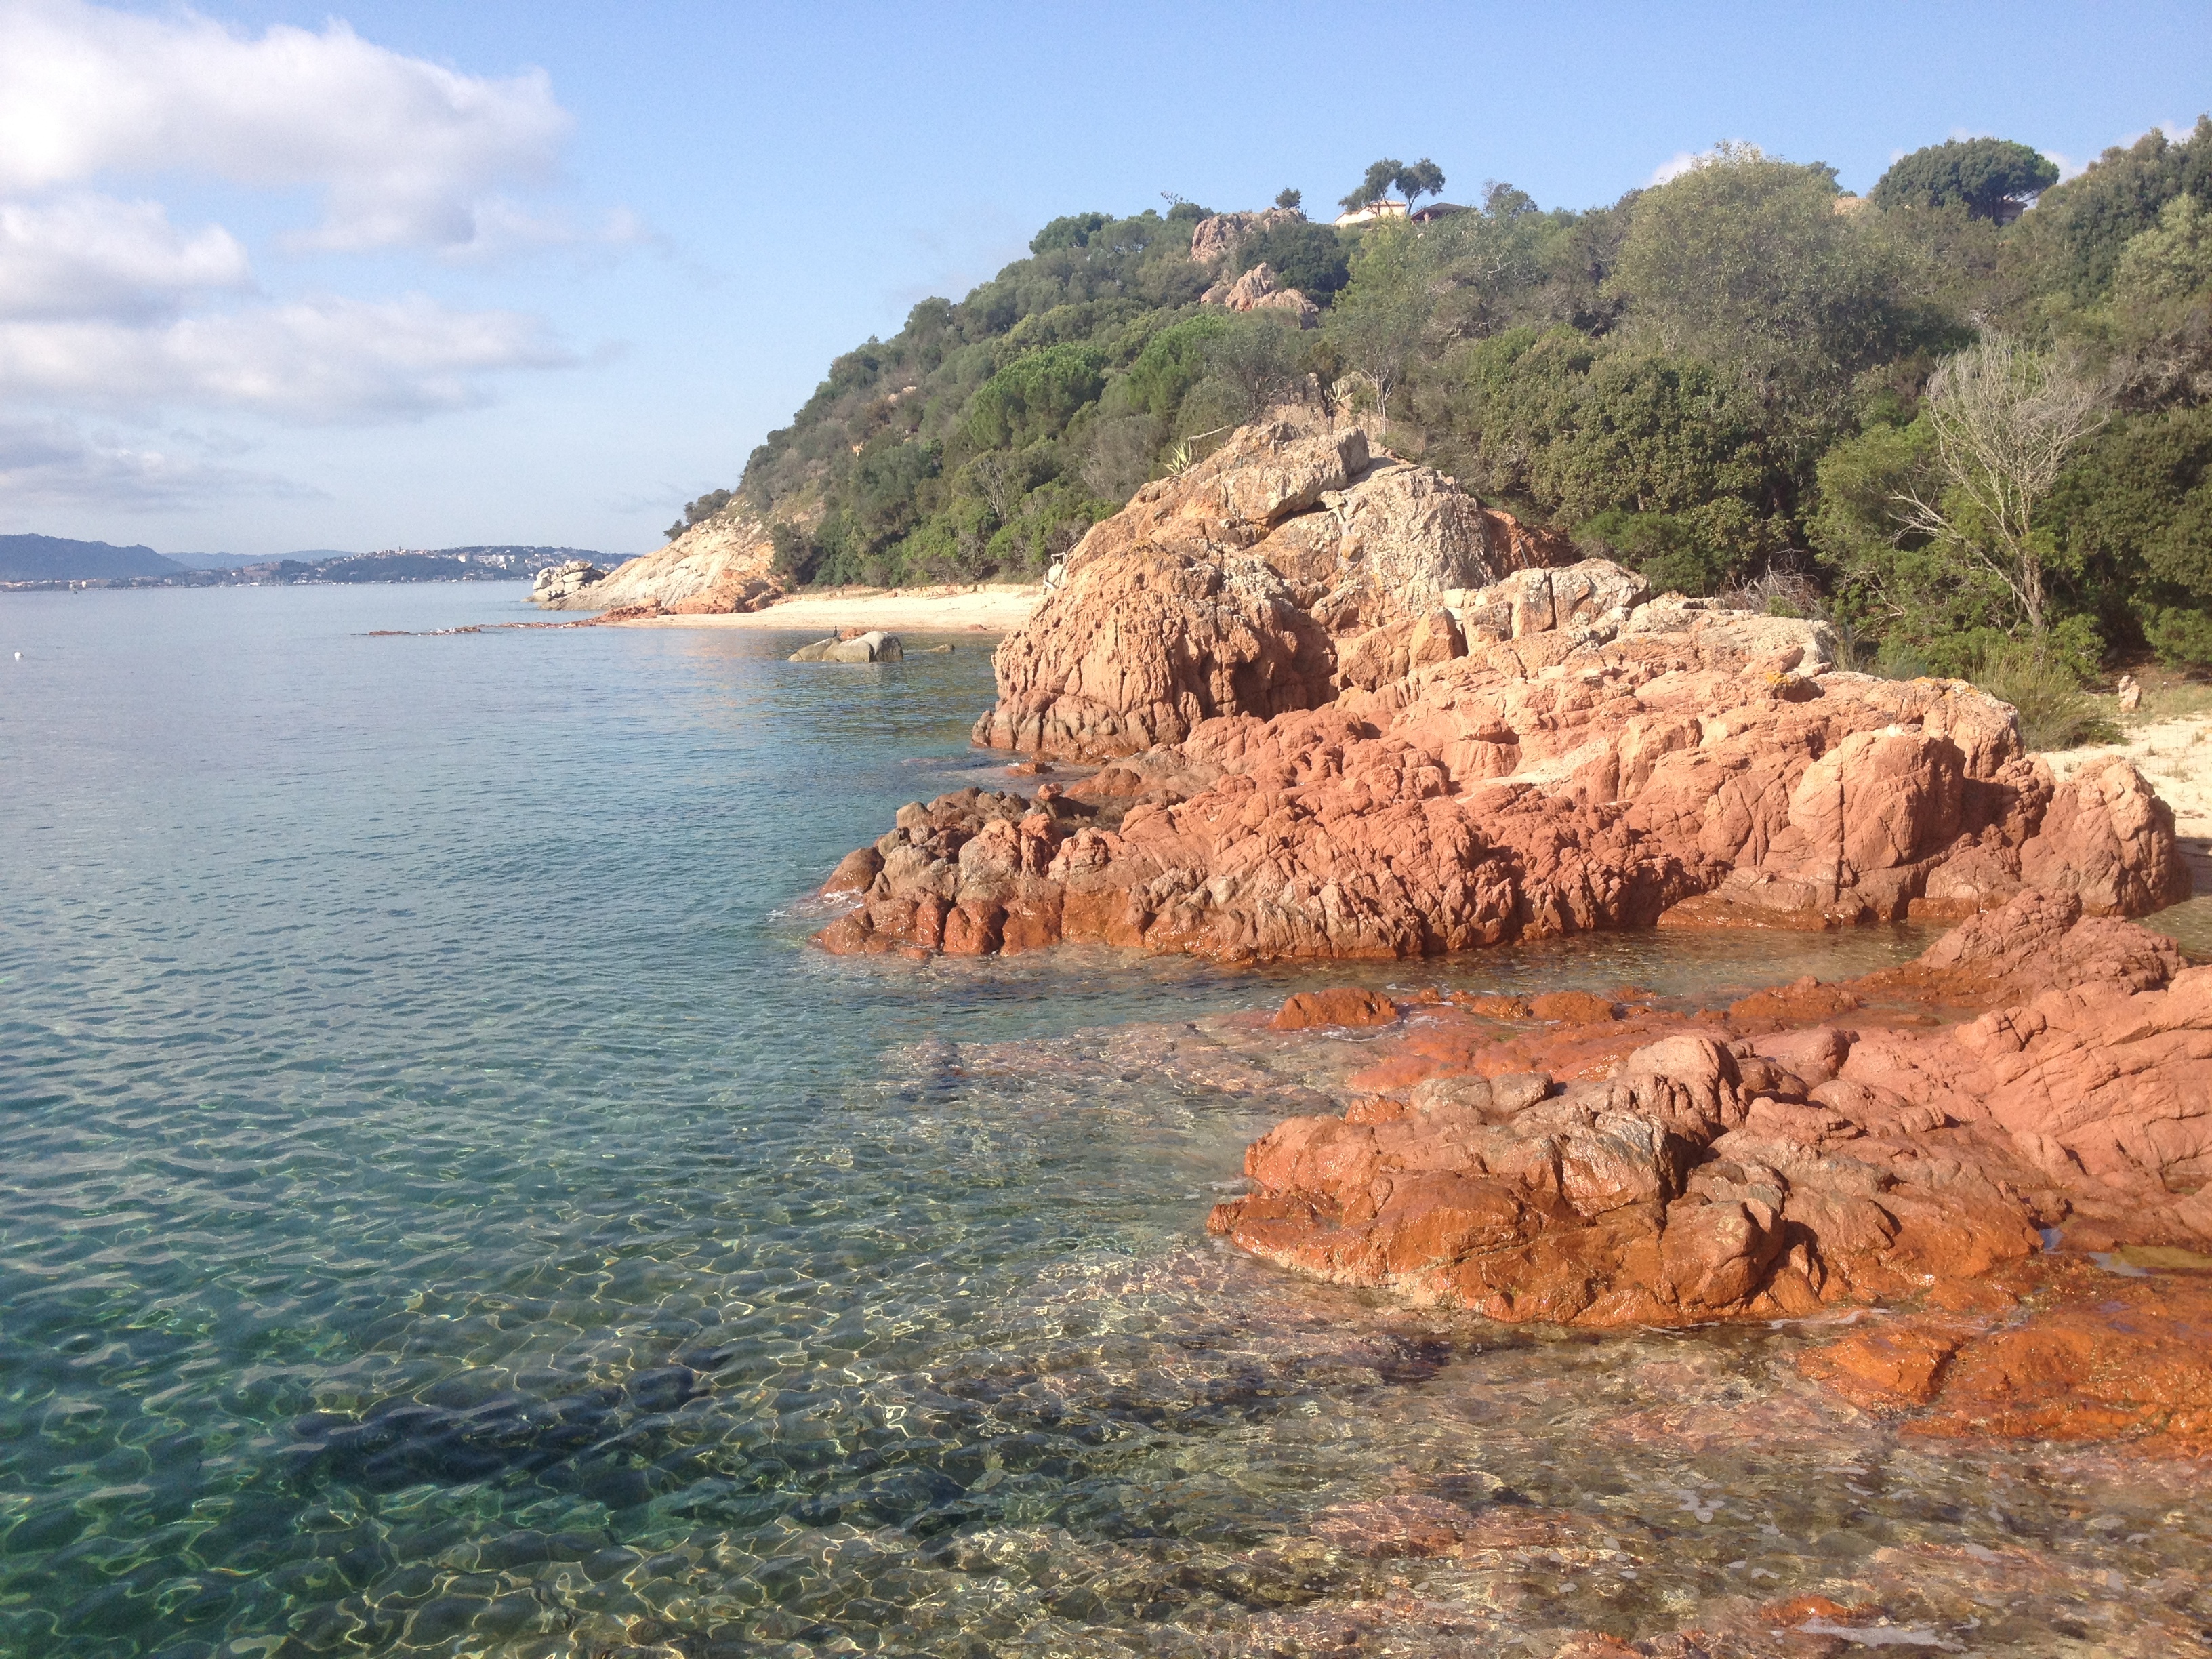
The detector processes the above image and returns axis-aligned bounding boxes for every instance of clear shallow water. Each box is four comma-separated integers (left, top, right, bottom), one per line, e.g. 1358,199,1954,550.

1,585,2205,1659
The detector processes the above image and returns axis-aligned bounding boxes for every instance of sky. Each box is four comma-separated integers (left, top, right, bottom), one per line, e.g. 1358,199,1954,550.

2,0,2208,559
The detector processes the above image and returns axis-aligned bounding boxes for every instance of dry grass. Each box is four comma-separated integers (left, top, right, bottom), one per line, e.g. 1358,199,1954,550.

2117,676,2212,731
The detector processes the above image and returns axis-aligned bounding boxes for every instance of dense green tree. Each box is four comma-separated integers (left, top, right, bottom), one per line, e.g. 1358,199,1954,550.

1411,182,1575,344
1395,158,1446,213
2048,405,2212,663
1608,144,1928,415
1325,221,1429,429
2012,116,2212,302
964,343,1109,447
1105,314,1234,420
1341,158,1403,215
1870,138,2059,220
1275,187,1303,210
1030,212,1109,253
2113,190,2212,306
1237,220,1351,298
1814,416,2015,653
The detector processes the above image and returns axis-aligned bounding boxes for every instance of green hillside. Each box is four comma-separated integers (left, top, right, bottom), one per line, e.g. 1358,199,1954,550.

719,127,2212,679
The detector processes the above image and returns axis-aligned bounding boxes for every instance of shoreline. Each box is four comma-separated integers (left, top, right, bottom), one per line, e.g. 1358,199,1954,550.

617,582,1043,634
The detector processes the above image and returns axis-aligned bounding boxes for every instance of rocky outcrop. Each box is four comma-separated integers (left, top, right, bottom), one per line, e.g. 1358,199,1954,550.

822,421,2189,963
1188,207,1304,266
1799,1261,2212,1456
1202,263,1321,327
836,602,2182,964
790,630,903,663
972,421,1577,760
533,509,782,615
530,560,604,603
1204,892,2212,1329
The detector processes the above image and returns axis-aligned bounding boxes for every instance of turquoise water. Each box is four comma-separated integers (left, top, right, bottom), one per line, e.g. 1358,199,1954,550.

3,585,2206,1658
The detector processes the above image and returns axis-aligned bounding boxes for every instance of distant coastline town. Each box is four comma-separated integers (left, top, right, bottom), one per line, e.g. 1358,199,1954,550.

0,534,608,593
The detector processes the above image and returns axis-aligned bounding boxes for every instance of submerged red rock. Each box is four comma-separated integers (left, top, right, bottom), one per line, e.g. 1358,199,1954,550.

1204,892,2212,1334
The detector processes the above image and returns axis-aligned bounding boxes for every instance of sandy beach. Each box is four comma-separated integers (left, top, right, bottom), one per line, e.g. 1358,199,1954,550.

626,583,1044,634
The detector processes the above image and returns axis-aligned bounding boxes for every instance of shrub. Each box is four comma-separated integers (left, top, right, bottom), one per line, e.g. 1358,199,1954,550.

1972,643,2121,750
2144,602,2212,670
1237,221,1352,298
664,487,732,541
769,522,819,583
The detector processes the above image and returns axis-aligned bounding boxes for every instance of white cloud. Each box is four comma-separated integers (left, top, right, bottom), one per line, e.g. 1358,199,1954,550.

0,294,576,422
441,201,659,266
0,413,308,510
0,193,250,322
1647,150,1702,188
0,0,572,253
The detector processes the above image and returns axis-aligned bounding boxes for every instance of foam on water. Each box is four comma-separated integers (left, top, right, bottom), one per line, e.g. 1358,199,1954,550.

2,585,2205,1657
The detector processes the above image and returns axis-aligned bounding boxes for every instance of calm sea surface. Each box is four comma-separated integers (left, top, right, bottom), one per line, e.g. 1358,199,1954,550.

3,583,2205,1658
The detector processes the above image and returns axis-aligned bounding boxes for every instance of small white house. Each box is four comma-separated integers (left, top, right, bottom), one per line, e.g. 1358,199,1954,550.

1332,199,1408,228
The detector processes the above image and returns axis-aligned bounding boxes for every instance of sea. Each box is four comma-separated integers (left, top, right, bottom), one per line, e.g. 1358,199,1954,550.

3,582,2206,1658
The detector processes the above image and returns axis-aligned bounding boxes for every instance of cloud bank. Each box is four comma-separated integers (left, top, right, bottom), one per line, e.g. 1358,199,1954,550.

0,0,571,253
0,0,607,511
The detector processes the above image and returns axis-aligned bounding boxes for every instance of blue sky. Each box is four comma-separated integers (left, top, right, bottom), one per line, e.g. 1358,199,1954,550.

3,0,2208,558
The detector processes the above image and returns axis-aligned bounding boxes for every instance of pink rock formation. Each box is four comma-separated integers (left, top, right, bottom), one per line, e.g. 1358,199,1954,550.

826,422,2188,963
1204,263,1322,327
1205,893,2212,1328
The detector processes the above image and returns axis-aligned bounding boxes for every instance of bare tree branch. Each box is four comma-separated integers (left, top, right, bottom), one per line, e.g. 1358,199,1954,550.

1889,330,2103,638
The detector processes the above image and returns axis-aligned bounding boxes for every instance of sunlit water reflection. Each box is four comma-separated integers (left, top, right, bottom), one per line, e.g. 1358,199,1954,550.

1,586,2203,1657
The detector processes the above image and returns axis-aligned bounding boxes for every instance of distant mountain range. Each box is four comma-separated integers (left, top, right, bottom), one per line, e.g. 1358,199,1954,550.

165,550,356,570
0,535,182,581
1,534,612,588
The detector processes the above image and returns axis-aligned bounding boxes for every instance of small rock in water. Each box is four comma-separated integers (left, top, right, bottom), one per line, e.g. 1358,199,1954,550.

824,630,903,662
792,630,903,662
1270,988,1398,1031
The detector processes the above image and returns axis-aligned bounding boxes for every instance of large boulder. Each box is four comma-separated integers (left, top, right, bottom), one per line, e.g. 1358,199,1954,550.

531,560,604,603
972,553,1332,756
1187,207,1304,266
976,421,1584,760
792,630,903,663
1205,264,1320,328
2019,754,2194,914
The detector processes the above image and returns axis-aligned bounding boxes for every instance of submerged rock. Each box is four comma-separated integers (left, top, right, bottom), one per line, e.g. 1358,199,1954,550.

1202,891,2212,1331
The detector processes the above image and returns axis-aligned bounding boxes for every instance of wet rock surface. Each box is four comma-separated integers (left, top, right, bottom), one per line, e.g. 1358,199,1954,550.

811,989,2212,1657
1203,893,2212,1334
